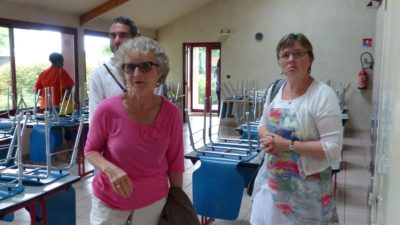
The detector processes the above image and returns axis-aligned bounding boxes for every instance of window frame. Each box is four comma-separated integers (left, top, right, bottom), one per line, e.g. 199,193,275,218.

0,18,79,113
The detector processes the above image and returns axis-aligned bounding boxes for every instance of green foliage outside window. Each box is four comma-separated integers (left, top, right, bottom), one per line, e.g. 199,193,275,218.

84,36,112,95
0,28,7,51
0,63,46,110
197,75,217,105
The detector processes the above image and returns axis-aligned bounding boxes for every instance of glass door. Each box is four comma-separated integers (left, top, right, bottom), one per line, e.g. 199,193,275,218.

184,43,220,113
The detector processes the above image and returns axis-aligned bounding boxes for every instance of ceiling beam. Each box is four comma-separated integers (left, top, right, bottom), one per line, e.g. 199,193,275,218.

80,0,129,26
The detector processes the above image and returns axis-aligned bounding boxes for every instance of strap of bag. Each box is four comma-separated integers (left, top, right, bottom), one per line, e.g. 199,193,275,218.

58,68,67,104
269,78,286,103
59,69,63,102
103,63,127,92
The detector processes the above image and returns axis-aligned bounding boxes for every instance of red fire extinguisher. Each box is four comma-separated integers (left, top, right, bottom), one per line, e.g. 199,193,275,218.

358,69,367,89
359,52,373,90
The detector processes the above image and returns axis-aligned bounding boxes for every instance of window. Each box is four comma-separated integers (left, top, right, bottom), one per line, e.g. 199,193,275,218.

0,27,11,111
0,18,77,113
84,31,112,93
14,29,62,109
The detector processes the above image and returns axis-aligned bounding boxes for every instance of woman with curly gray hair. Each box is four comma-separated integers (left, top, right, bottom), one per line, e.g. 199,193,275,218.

85,36,184,225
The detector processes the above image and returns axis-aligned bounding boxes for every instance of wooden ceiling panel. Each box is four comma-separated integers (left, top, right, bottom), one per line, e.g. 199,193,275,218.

80,0,129,25
0,0,217,30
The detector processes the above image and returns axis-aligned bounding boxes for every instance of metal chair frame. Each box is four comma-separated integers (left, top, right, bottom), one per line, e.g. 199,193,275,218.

185,96,260,159
0,111,85,180
0,114,25,188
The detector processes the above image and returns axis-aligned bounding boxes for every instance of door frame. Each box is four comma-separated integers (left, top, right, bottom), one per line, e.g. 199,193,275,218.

183,42,221,114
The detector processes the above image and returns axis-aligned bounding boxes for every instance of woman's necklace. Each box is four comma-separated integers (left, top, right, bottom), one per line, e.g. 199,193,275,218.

285,77,313,104
285,87,296,104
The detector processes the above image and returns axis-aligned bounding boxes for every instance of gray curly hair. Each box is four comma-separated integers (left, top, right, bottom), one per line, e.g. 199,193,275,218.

115,36,170,85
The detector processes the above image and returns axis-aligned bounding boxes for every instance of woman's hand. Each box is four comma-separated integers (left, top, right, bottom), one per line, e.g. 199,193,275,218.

86,152,133,198
104,164,133,198
259,131,290,155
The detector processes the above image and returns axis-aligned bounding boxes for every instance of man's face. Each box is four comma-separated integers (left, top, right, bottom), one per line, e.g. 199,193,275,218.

109,23,134,53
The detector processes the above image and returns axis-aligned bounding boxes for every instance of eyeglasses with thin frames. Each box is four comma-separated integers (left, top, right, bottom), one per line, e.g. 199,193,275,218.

122,61,159,74
279,49,308,61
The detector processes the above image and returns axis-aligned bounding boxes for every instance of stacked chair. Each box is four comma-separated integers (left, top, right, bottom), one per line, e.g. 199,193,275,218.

0,87,87,224
186,96,262,225
0,114,25,222
0,114,25,200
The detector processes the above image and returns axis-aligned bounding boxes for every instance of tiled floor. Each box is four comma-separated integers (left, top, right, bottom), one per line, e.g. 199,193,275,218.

1,116,371,225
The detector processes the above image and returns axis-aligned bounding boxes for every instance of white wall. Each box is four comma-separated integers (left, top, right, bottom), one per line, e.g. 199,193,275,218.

158,0,377,131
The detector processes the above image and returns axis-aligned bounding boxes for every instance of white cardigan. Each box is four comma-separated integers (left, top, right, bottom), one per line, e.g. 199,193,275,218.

259,79,343,176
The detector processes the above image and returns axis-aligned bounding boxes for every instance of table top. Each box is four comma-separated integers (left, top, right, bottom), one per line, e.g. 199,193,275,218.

0,175,80,213
184,149,263,168
26,118,87,128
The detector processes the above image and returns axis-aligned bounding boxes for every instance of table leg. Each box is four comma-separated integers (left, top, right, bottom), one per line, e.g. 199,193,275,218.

40,200,47,225
27,205,36,225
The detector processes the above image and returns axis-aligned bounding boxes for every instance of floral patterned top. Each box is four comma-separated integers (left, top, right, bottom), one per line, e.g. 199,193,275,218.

266,107,339,225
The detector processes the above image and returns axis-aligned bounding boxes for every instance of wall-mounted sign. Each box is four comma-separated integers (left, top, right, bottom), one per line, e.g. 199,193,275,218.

363,38,373,48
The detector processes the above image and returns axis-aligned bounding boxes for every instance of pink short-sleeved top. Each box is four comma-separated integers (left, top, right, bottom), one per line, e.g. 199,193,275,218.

84,95,184,210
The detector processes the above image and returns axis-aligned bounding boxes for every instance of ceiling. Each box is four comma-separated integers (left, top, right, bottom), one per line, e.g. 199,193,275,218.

1,0,217,29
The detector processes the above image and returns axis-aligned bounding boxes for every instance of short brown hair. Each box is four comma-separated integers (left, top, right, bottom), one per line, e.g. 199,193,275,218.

112,16,138,37
276,33,314,63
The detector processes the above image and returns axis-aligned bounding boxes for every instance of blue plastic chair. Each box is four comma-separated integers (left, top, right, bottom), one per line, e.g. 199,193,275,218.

239,126,258,140
192,157,245,220
0,212,14,222
29,124,56,162
35,187,76,225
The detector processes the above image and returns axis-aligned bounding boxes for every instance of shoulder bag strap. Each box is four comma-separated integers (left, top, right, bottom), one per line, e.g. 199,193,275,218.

269,78,286,103
103,63,127,92
247,78,286,196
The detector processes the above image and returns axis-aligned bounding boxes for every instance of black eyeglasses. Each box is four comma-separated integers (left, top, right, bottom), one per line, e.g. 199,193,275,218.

279,49,308,61
122,62,159,74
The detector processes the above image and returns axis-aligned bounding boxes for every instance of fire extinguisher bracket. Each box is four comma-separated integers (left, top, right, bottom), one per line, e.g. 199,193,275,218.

360,52,374,70
358,52,374,89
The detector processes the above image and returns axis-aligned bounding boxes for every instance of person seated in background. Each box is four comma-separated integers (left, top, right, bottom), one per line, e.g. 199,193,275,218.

250,33,343,225
34,52,74,111
84,36,184,225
